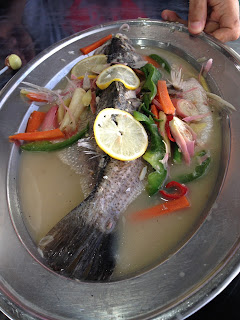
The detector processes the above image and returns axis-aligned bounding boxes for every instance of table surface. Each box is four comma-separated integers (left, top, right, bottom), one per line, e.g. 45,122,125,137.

0,1,239,319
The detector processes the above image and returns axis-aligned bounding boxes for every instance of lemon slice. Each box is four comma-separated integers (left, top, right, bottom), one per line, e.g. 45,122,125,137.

71,54,108,78
77,74,97,80
94,108,148,161
96,64,140,90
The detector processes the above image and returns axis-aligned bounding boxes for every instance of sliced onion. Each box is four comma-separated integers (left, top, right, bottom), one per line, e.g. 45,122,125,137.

41,105,58,131
139,166,147,181
173,98,198,118
182,112,211,122
169,116,196,164
83,73,91,90
152,98,163,111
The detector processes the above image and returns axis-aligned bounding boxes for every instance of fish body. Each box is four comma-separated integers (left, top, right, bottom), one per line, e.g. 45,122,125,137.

39,35,145,280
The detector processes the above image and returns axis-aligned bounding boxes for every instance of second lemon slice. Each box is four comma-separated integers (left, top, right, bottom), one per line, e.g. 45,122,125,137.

94,108,148,161
96,64,140,90
71,54,108,78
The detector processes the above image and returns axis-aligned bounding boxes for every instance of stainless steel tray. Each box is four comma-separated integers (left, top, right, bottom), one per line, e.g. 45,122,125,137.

0,19,240,320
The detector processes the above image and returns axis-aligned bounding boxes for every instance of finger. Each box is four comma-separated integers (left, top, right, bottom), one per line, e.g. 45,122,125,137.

188,0,207,34
161,10,187,25
204,20,220,34
210,1,240,42
211,25,240,43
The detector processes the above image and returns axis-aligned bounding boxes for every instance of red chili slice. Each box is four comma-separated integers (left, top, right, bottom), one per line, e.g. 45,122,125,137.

165,115,175,142
160,181,188,199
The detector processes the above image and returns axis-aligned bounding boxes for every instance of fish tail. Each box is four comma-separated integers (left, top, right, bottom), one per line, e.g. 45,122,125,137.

38,200,115,281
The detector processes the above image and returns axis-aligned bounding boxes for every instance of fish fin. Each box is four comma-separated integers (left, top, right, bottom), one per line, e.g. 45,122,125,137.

38,201,116,281
58,142,107,198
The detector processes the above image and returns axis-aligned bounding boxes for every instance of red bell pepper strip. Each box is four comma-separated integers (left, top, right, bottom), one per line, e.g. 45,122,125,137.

160,181,188,199
165,114,175,142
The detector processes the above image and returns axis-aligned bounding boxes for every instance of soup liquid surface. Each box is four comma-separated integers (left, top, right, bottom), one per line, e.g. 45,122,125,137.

19,47,222,279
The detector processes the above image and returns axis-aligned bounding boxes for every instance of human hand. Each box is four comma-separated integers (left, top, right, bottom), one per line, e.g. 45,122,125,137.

161,0,240,43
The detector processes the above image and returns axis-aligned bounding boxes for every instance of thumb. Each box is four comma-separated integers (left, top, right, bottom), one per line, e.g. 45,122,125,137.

188,0,207,34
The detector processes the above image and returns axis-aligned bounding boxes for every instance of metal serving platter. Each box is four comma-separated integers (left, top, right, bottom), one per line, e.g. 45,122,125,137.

0,19,240,320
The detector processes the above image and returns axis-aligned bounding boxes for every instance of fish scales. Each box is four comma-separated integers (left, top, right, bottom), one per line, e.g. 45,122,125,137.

39,34,146,281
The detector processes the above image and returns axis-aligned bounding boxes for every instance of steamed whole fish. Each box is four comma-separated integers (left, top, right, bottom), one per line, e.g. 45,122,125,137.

38,34,146,281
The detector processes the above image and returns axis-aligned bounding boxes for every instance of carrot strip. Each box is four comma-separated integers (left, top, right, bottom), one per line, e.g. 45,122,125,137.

143,55,160,68
151,104,159,127
130,196,190,222
80,34,112,55
133,68,145,76
26,93,48,102
26,111,46,133
157,80,176,115
9,128,65,142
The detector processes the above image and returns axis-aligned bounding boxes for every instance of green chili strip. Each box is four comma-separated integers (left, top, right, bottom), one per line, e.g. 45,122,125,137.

149,54,171,74
21,124,89,152
141,63,162,101
175,150,211,183
140,104,162,122
134,111,167,195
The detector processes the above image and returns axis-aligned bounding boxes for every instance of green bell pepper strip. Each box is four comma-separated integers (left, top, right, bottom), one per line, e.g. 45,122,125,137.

173,144,182,164
149,54,171,74
141,63,162,101
21,124,89,152
175,150,211,183
146,170,167,196
134,111,167,196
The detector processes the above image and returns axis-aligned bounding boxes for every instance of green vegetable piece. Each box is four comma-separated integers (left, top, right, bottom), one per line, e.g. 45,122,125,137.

149,54,171,74
134,111,167,195
176,151,211,183
146,170,167,196
143,93,151,110
173,144,182,164
134,111,164,154
21,141,53,151
140,103,162,122
141,63,162,101
21,124,89,152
